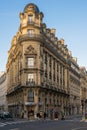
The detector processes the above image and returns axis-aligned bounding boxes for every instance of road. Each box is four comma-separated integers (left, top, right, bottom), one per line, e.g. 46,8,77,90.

0,118,87,130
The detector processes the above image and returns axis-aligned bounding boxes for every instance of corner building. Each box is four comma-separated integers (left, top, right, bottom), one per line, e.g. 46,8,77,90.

7,3,70,119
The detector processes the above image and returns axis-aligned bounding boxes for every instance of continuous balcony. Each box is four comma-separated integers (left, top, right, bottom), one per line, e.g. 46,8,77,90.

18,34,44,43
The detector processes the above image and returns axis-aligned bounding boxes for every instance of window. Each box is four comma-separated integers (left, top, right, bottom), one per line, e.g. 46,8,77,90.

28,74,34,82
26,73,35,86
28,29,33,36
28,58,34,68
28,15,33,22
27,90,34,102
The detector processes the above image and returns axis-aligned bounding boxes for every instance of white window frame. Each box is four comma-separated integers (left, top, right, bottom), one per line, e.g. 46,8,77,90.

28,73,34,82
28,58,34,68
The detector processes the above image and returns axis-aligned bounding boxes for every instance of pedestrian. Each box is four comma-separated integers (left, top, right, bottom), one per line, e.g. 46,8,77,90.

44,112,46,120
28,111,30,119
21,111,24,118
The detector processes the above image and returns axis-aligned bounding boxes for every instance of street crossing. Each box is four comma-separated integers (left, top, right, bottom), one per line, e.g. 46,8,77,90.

0,122,6,127
0,120,29,127
0,118,83,128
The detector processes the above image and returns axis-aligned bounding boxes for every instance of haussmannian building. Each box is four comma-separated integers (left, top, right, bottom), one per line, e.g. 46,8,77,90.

68,56,81,115
80,67,87,115
6,3,82,119
0,72,8,112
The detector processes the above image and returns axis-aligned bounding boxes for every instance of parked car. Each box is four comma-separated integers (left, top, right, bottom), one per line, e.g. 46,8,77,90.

0,112,13,120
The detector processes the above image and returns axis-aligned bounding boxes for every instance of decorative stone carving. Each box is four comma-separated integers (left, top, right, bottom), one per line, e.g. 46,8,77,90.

25,45,37,55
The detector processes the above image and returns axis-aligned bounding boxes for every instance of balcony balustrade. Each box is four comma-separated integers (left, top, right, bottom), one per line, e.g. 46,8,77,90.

27,21,39,26
18,34,44,43
26,80,35,86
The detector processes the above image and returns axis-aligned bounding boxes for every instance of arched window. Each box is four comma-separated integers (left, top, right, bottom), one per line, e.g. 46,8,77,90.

27,90,34,102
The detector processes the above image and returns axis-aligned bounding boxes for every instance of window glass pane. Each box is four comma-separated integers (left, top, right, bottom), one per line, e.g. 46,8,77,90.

28,15,32,22
28,58,34,67
28,90,34,102
28,74,34,81
29,91,33,97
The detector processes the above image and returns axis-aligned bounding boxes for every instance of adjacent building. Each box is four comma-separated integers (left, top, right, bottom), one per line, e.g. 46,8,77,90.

68,57,80,115
80,67,87,115
0,72,8,112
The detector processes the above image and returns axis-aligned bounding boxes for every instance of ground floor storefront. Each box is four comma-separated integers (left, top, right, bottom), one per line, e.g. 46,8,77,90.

7,87,81,119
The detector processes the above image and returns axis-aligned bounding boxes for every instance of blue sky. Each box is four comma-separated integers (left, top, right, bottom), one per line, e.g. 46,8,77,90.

0,0,87,71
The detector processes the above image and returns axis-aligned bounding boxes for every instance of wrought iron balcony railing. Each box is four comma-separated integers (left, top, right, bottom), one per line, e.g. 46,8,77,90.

26,80,35,86
18,34,44,43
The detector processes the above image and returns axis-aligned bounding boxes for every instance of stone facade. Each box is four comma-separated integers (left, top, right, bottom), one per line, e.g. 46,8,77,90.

0,72,8,112
6,3,83,119
68,57,80,115
80,67,87,115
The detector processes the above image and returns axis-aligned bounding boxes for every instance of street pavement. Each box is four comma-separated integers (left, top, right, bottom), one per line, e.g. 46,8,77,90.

0,116,87,130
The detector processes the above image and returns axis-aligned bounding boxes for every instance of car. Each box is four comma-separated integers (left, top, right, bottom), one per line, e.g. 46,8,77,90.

0,112,13,120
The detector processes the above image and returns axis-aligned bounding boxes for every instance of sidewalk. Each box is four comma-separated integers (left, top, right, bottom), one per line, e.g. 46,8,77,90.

5,115,82,122
65,114,82,120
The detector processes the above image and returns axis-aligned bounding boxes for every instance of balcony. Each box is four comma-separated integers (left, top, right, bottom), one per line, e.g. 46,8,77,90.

27,21,39,26
26,80,35,86
27,21,35,25
18,34,44,43
20,21,39,28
